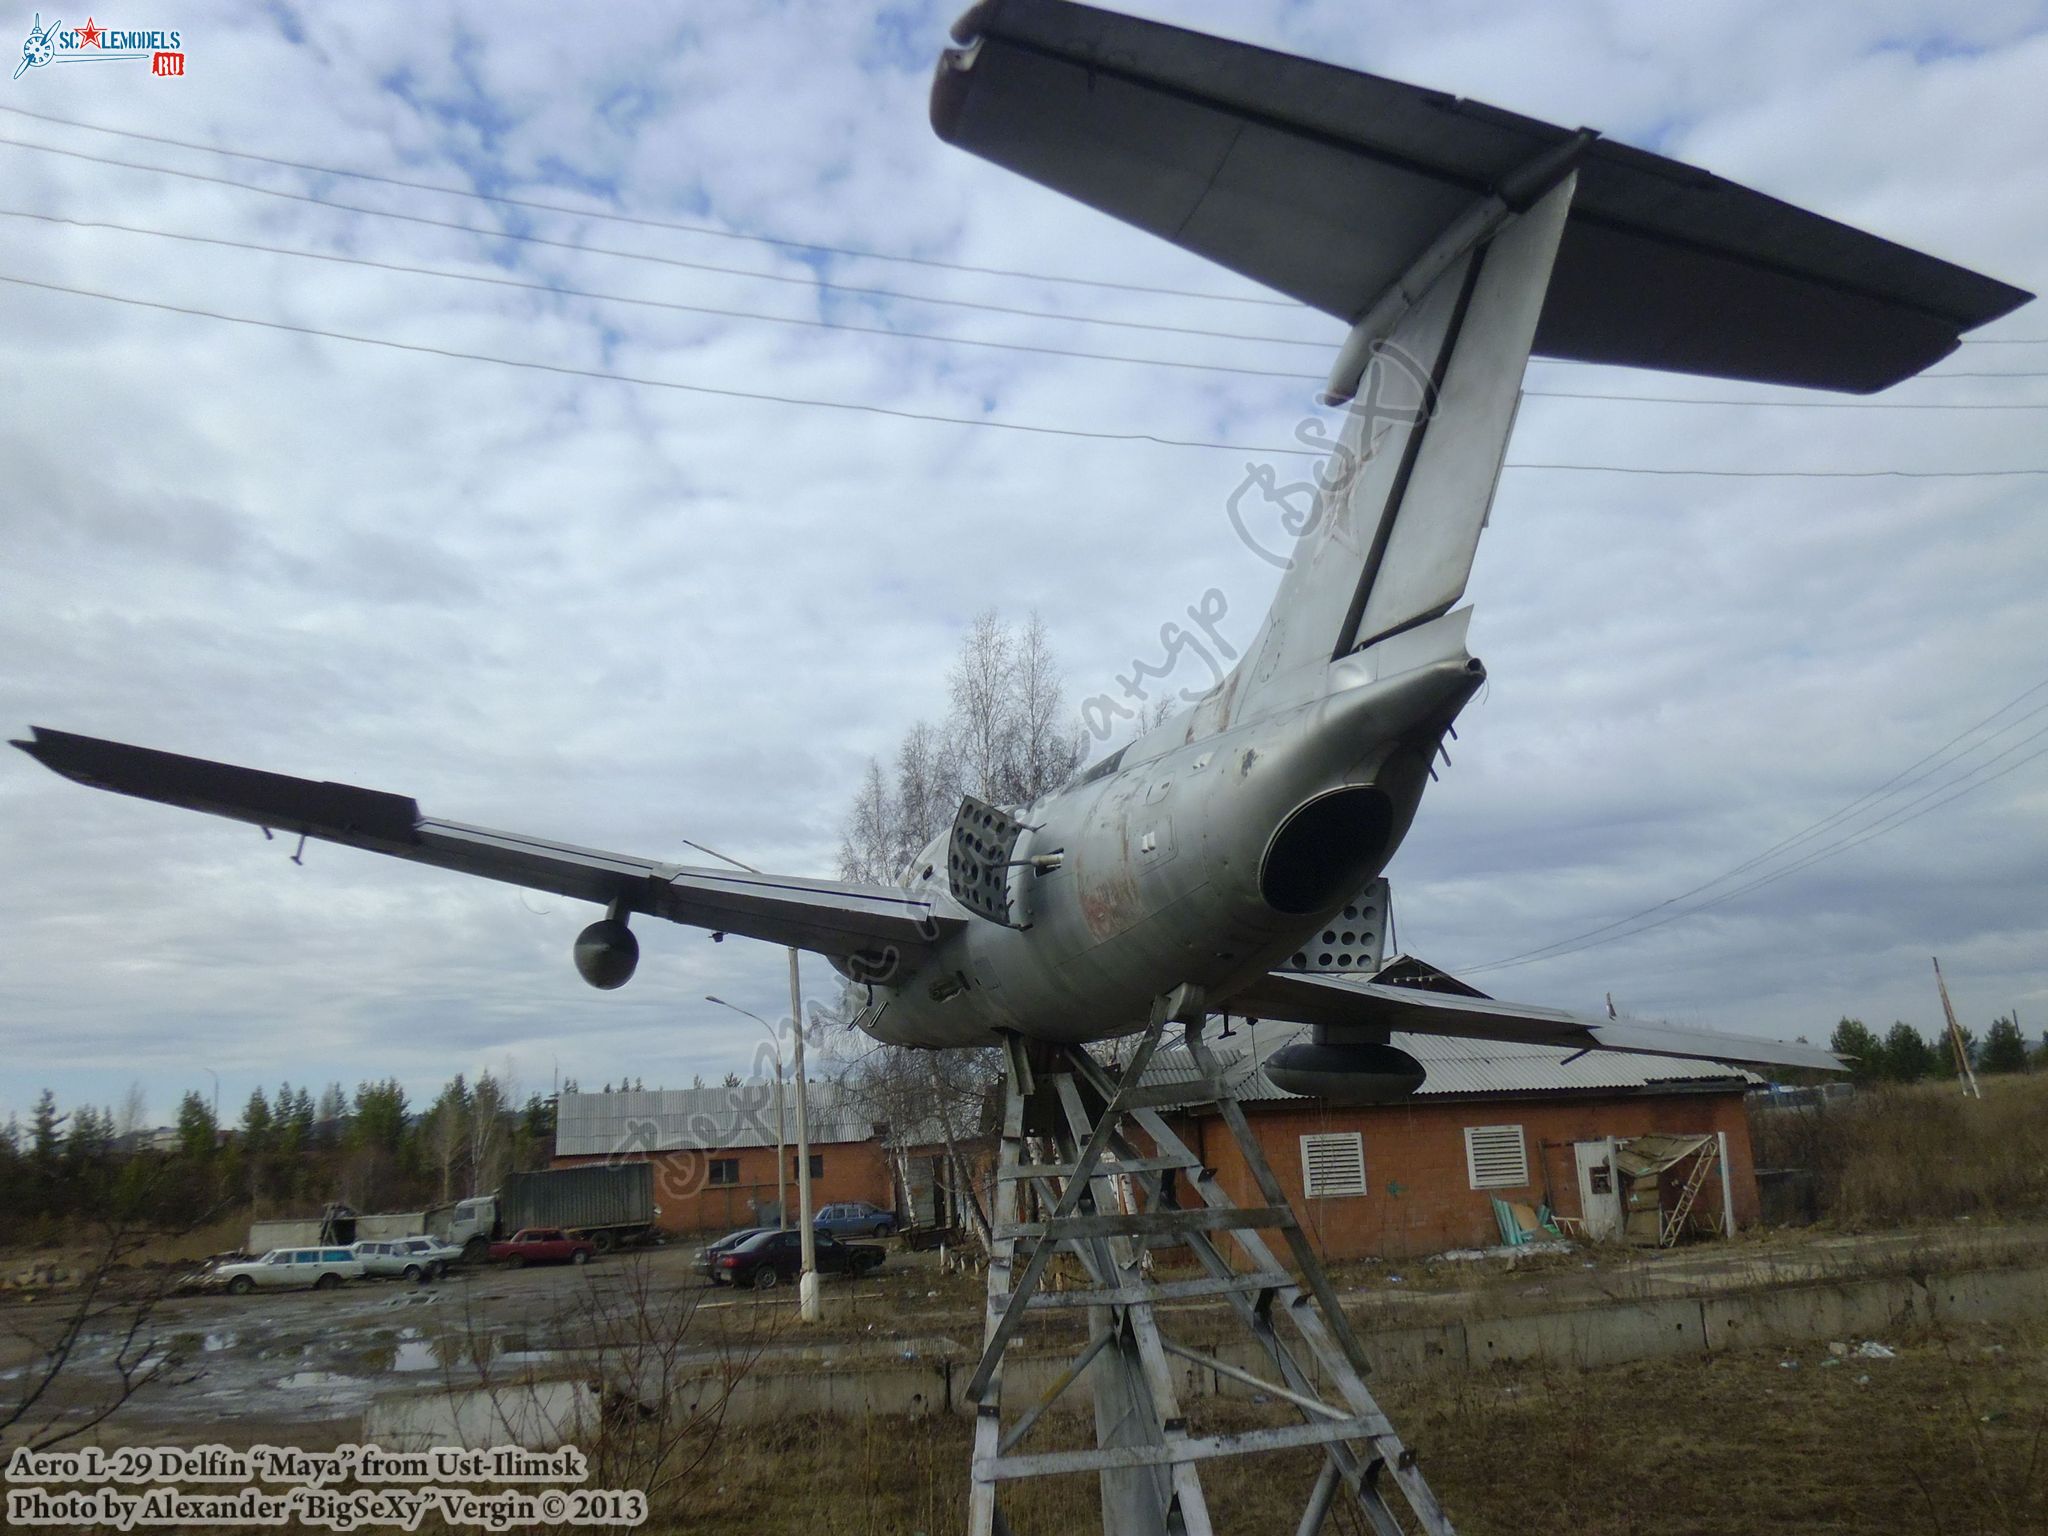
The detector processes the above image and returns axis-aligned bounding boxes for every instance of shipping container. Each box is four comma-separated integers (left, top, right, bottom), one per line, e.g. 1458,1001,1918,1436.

499,1164,654,1247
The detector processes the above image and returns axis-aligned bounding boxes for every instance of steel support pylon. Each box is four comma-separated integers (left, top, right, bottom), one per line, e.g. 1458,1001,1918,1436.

965,990,1455,1536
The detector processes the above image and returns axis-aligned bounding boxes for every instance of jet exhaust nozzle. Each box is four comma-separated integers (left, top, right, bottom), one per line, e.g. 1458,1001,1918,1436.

573,917,639,990
1263,1040,1425,1104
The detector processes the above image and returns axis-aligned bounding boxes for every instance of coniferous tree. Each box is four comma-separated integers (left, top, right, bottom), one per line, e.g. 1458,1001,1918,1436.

1878,1022,1939,1083
1829,1018,1882,1084
29,1089,64,1173
175,1092,218,1161
1981,1016,2029,1074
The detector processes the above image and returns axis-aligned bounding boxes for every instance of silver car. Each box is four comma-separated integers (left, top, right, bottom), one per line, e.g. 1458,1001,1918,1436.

352,1236,460,1281
210,1247,365,1294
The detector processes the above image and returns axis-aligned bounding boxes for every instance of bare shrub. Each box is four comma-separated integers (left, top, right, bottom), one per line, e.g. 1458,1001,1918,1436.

435,1255,771,1524
1751,1075,2048,1226
1,1182,212,1449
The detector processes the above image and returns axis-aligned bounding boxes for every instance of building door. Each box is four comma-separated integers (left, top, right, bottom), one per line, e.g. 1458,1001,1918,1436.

1573,1140,1623,1241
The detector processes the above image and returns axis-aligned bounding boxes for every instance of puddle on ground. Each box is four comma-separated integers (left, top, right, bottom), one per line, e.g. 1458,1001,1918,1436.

392,1339,439,1373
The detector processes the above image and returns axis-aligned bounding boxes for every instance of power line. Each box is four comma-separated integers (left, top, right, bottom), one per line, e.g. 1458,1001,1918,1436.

1468,734,2048,976
1464,677,2048,974
1467,680,2048,971
1505,462,2048,480
1545,720,2048,963
1521,388,2048,412
15,202,2046,408
0,135,1338,350
12,130,2045,390
11,266,2048,480
1476,704,2048,971
0,205,1327,384
1684,723,2048,909
0,269,1325,456
0,101,1300,309
11,101,2046,369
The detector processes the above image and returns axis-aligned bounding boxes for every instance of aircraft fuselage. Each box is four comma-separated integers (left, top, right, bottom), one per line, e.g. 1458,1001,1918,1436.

855,639,1482,1049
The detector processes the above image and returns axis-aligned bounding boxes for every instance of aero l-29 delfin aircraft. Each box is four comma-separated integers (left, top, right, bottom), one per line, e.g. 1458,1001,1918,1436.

15,0,2031,1097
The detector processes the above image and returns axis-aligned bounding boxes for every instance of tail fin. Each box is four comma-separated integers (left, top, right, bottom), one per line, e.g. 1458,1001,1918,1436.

933,0,2026,389
1228,176,1571,711
933,0,2030,723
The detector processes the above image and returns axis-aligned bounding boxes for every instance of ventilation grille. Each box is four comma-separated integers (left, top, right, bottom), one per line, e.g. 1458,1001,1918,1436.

948,794,1025,927
1463,1124,1530,1190
1284,877,1388,974
1299,1132,1367,1199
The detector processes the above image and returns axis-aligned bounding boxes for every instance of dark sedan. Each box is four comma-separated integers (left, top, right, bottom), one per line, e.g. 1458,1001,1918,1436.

710,1229,885,1290
694,1226,769,1279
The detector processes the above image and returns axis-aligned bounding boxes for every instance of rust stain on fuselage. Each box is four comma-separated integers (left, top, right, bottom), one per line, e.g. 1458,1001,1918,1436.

1079,863,1144,943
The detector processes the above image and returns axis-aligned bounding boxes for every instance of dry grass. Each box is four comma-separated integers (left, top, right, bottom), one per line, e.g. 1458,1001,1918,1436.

671,1319,2047,1536
1753,1075,2048,1227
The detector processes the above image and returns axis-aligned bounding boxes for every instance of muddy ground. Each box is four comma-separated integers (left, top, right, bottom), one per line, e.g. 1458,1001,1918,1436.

4,1218,2045,1453
5,1262,2041,1531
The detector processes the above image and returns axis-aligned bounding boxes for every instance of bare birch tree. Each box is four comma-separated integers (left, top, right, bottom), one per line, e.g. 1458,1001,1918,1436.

469,1072,509,1199
837,758,899,886
950,609,1014,801
836,609,1083,884
826,609,1085,1244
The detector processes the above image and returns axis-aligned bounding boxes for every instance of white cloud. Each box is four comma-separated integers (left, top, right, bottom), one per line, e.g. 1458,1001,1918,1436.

3,0,2044,1125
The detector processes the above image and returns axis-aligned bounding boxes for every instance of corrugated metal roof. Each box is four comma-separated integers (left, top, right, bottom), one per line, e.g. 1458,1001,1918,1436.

554,1085,882,1158
1139,1022,1756,1106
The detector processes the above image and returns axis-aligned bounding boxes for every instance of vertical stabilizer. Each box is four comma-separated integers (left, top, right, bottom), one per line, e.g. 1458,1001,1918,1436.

1231,175,1572,713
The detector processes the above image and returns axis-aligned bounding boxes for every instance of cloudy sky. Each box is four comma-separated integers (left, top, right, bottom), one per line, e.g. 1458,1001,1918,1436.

3,0,2044,1132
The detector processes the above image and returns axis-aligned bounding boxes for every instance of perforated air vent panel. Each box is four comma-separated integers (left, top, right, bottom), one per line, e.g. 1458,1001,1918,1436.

1283,877,1388,975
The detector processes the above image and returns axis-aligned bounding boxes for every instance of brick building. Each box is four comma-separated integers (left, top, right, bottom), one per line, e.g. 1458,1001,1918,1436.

1140,1023,1758,1260
551,1084,892,1236
553,1024,1760,1258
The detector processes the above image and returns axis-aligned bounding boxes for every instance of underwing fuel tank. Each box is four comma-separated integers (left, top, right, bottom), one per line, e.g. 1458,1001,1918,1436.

1263,1038,1426,1104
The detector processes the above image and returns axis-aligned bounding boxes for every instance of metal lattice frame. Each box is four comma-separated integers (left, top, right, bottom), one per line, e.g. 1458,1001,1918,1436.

965,990,1455,1536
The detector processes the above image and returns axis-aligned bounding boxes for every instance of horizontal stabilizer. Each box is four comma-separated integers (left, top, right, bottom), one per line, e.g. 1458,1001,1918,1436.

1225,967,1842,1074
935,0,2030,392
12,727,962,972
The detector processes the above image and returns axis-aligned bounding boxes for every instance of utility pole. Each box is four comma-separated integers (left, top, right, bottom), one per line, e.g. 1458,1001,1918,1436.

787,944,819,1323
687,837,820,1321
705,996,787,1232
1932,956,1983,1100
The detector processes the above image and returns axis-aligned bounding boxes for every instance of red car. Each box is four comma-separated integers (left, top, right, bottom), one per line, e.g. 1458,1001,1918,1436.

487,1227,596,1267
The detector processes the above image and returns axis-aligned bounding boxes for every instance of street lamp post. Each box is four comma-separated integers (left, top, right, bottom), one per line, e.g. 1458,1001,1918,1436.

784,943,819,1323
687,838,821,1323
705,995,786,1232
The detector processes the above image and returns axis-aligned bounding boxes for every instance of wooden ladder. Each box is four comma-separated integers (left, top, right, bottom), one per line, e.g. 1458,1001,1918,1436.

1660,1141,1719,1248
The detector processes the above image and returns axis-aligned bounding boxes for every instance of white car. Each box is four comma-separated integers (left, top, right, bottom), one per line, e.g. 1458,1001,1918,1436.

352,1236,461,1281
210,1247,365,1294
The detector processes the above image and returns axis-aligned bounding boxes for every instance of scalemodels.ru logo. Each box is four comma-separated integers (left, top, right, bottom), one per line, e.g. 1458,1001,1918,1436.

14,13,185,80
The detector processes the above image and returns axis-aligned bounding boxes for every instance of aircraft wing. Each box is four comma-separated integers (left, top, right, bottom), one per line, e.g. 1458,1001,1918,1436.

11,727,962,972
933,0,2030,392
1224,969,1842,1074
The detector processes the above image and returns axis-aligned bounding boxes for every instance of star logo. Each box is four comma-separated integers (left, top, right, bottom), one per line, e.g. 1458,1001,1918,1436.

76,16,102,47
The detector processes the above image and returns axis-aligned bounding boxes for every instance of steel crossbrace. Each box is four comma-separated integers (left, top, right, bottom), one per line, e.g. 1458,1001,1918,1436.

966,1012,1456,1536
